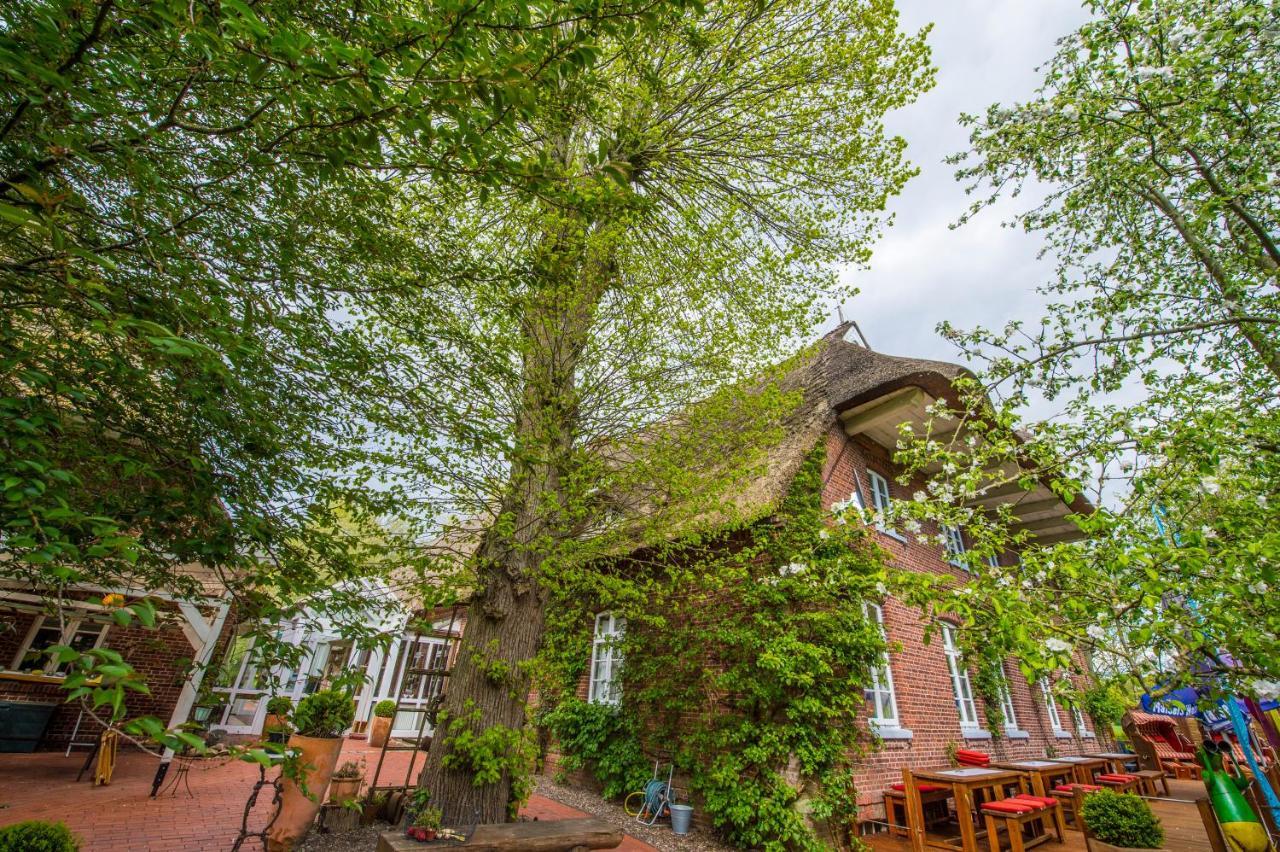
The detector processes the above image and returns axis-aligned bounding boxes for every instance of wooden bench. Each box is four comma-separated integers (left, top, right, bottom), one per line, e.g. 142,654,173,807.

377,818,623,852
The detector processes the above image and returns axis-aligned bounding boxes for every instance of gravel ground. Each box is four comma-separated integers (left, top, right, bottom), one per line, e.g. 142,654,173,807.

298,821,391,851
292,778,737,852
533,775,735,852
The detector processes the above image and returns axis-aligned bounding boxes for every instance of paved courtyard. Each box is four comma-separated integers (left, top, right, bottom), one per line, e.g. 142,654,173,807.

0,737,657,851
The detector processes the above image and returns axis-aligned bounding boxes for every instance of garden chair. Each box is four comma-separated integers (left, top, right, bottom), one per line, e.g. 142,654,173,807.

884,782,952,838
980,793,1064,852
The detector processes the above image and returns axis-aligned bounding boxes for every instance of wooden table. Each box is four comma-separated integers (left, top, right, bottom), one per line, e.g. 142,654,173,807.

901,766,1027,852
1047,755,1109,785
992,759,1078,796
1086,752,1139,775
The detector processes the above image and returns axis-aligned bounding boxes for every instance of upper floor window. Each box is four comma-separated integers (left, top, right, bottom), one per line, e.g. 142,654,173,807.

588,612,625,705
866,471,905,540
1040,680,1066,733
940,623,980,730
943,525,967,568
998,675,1018,730
862,602,900,728
986,553,1001,570
11,615,108,676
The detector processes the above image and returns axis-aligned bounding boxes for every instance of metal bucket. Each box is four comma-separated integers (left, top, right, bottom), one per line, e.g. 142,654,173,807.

669,803,694,835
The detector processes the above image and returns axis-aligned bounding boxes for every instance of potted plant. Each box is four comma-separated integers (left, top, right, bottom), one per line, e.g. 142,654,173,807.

407,805,442,843
369,699,396,748
361,791,388,826
1081,789,1167,851
327,760,363,806
266,689,355,852
265,696,293,732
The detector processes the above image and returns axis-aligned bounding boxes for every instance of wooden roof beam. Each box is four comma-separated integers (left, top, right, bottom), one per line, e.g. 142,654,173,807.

839,387,926,436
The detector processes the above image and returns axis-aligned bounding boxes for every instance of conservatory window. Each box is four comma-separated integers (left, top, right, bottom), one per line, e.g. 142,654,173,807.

588,612,625,705
11,616,108,676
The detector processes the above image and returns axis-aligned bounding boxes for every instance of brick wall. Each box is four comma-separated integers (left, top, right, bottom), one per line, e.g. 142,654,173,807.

1,601,237,750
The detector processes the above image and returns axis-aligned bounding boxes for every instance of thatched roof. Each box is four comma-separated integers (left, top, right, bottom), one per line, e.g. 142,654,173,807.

716,322,969,519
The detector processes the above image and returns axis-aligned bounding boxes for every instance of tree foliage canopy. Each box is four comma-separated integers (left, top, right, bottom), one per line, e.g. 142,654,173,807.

887,0,1280,706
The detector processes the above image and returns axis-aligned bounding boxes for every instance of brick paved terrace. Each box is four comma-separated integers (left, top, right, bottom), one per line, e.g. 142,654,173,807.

0,737,657,852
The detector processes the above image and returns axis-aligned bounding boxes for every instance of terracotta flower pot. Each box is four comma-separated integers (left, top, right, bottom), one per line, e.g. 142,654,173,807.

264,712,288,733
369,714,392,748
267,734,344,852
328,776,361,805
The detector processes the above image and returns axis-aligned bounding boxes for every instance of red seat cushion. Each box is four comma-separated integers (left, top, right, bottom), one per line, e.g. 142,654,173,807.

1014,794,1059,808
1053,784,1102,793
956,749,991,766
1098,773,1139,783
890,782,948,793
981,800,1037,814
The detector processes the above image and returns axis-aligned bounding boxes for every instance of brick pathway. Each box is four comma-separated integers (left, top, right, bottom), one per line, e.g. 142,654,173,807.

0,738,656,851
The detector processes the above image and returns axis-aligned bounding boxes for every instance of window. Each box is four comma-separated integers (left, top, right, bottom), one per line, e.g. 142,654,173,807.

986,553,1001,570
588,612,625,705
11,616,108,676
1072,703,1094,737
862,603,901,729
940,623,981,730
943,525,967,568
1041,680,1067,734
867,471,904,540
998,677,1018,730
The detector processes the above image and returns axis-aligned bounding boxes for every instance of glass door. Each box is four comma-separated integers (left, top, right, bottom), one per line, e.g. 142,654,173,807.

209,627,267,734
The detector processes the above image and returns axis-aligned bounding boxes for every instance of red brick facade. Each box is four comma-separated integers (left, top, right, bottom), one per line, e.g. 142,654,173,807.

0,604,232,749
828,424,1103,818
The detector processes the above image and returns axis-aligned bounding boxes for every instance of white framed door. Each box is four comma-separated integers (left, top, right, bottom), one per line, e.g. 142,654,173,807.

209,627,267,734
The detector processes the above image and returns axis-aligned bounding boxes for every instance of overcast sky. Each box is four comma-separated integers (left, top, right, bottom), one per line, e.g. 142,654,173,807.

834,0,1091,364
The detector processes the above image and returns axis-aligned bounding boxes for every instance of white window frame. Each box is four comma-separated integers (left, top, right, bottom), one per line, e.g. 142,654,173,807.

943,525,967,568
588,612,625,706
940,623,983,734
986,553,1001,570
995,669,1030,738
1071,702,1095,738
10,614,109,676
867,471,905,541
862,602,909,737
1041,680,1071,737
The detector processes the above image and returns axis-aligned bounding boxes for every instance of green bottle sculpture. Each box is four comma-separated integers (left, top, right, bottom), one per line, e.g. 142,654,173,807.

1199,742,1272,852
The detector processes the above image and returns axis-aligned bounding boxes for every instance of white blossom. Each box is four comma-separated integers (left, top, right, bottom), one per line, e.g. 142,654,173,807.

1045,637,1072,653
1200,476,1221,495
913,491,928,502
1086,624,1106,641
1250,580,1270,595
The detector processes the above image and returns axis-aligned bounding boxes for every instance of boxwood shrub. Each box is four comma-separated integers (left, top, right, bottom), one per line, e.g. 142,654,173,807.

0,820,80,852
1081,789,1165,848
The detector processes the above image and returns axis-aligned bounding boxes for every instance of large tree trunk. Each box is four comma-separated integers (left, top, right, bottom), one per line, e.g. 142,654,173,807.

415,535,550,824
416,201,618,824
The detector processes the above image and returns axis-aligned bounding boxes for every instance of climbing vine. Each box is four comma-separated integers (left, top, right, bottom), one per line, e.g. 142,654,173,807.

536,445,892,850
